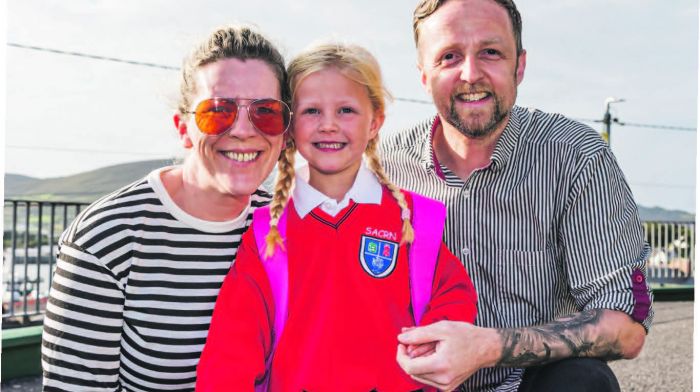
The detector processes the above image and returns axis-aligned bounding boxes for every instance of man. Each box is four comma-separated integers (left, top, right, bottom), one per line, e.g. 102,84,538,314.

381,1,653,391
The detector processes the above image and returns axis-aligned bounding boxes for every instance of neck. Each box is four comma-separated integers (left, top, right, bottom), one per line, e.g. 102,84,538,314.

161,165,249,221
308,162,361,202
433,115,509,180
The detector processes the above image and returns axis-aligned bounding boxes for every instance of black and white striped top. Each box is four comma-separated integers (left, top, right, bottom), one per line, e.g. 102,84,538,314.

380,106,653,392
41,167,270,392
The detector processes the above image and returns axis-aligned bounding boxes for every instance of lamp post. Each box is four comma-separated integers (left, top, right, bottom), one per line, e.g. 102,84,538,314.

603,97,625,146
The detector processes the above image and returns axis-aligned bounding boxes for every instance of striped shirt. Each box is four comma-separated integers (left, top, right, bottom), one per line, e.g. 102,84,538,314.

380,105,653,392
41,167,270,392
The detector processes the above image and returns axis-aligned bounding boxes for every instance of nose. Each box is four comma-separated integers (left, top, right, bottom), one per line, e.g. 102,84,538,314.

459,55,483,84
318,112,339,133
226,105,258,139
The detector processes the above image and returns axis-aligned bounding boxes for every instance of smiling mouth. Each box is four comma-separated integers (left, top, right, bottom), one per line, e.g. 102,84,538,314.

221,151,260,162
455,92,490,102
314,142,346,150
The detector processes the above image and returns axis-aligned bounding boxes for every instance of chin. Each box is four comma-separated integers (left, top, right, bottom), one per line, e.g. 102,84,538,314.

215,176,261,198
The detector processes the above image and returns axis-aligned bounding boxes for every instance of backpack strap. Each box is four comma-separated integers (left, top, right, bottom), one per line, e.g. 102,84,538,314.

406,191,446,325
252,206,288,392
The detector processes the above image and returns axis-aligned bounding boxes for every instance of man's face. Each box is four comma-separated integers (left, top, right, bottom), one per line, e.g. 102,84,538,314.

417,0,526,139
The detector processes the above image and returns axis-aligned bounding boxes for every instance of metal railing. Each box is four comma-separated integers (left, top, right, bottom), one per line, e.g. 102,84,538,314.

1,198,695,325
644,221,695,284
3,199,89,325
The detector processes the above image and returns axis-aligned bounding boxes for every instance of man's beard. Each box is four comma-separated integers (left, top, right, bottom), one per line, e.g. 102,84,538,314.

446,92,509,139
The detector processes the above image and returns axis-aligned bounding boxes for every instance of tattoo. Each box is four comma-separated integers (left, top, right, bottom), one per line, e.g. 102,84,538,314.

496,309,624,367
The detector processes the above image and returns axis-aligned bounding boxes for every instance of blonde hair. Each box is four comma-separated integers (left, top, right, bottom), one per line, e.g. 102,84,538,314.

264,42,414,258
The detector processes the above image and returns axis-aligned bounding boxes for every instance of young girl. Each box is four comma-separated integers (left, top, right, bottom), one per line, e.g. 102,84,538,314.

196,43,477,392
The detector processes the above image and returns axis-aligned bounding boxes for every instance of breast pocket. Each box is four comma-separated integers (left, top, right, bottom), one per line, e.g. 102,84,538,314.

495,248,566,327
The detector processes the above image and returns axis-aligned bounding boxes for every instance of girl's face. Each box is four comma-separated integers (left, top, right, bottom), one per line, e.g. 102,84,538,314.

292,67,383,189
175,58,285,198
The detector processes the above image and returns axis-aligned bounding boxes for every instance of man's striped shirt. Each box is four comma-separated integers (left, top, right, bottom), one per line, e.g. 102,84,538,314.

380,105,653,392
41,167,270,392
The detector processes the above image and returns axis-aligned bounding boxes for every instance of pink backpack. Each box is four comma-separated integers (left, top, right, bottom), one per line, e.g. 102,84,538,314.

251,191,446,392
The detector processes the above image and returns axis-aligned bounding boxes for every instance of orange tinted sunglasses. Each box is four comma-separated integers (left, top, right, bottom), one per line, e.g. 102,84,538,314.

188,98,292,136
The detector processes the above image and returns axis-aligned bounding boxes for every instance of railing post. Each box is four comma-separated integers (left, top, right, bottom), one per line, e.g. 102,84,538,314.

9,201,18,318
49,204,56,288
36,203,43,314
22,202,31,323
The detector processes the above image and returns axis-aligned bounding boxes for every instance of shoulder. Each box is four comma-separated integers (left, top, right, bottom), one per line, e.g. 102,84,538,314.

399,188,445,215
515,106,608,159
60,174,163,247
251,188,272,208
379,117,435,156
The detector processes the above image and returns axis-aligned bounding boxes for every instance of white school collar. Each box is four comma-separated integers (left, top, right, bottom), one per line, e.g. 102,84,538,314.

292,161,383,218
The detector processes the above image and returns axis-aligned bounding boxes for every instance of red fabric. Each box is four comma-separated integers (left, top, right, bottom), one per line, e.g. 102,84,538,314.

197,189,477,392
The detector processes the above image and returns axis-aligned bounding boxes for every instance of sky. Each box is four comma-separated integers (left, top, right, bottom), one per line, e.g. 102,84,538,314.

3,0,698,213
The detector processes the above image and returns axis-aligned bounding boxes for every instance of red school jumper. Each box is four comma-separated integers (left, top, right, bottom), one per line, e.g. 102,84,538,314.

197,188,478,392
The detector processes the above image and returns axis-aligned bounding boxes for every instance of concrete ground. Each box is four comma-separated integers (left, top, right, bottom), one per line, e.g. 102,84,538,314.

2,301,693,391
610,301,693,392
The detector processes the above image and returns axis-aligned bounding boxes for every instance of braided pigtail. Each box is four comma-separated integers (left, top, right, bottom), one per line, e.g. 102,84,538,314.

365,138,415,244
264,142,297,258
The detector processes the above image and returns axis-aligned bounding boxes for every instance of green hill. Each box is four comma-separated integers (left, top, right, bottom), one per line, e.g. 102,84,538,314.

5,159,176,202
3,159,696,222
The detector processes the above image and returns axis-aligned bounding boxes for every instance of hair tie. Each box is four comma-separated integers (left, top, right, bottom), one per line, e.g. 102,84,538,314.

401,208,411,221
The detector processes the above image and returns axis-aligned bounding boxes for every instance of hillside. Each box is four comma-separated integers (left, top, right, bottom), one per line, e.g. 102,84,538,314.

3,159,696,222
637,206,695,223
4,159,176,202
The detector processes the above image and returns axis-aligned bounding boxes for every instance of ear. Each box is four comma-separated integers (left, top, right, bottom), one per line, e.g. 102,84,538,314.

418,61,431,94
515,49,527,86
174,113,193,149
369,111,385,140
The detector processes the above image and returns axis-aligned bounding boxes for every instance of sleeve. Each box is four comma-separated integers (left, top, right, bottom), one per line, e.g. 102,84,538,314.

560,148,653,331
195,227,274,392
41,241,127,392
420,242,478,325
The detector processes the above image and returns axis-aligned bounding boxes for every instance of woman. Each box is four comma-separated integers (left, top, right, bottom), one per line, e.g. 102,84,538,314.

41,25,290,391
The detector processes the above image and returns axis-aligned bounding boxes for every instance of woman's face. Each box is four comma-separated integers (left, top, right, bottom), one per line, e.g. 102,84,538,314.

177,58,284,198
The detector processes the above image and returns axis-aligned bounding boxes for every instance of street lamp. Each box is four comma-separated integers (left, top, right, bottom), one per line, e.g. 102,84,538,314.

602,97,625,146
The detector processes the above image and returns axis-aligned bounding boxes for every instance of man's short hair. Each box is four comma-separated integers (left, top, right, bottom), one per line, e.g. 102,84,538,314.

413,0,523,55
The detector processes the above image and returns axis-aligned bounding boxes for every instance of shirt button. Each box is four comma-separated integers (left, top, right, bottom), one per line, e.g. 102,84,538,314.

461,247,471,256
462,189,470,198
323,201,334,209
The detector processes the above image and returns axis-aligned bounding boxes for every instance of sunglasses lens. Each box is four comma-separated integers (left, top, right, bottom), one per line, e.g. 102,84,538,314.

194,99,237,135
249,99,291,135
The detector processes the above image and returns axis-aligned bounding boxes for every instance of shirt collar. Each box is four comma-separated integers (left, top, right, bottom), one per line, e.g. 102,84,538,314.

292,160,383,218
425,106,525,174
420,116,443,178
490,106,524,172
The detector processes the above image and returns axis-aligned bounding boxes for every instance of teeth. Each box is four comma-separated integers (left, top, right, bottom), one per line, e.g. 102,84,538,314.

458,92,489,102
223,151,259,162
316,142,344,149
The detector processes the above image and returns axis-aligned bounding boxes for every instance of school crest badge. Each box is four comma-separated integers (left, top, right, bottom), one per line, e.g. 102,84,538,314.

359,235,398,278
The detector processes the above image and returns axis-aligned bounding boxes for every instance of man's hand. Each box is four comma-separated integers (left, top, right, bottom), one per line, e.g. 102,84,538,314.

396,321,501,391
396,310,646,391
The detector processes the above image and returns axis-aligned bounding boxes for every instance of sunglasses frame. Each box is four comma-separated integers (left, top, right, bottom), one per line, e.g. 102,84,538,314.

186,97,292,137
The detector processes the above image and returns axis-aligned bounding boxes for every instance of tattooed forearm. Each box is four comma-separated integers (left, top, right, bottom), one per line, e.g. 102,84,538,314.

496,309,624,368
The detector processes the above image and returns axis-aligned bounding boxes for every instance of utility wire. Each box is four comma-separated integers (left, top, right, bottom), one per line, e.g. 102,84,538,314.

7,42,180,71
8,42,431,104
571,117,696,132
393,97,432,104
6,144,171,157
7,42,696,130
613,119,696,132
